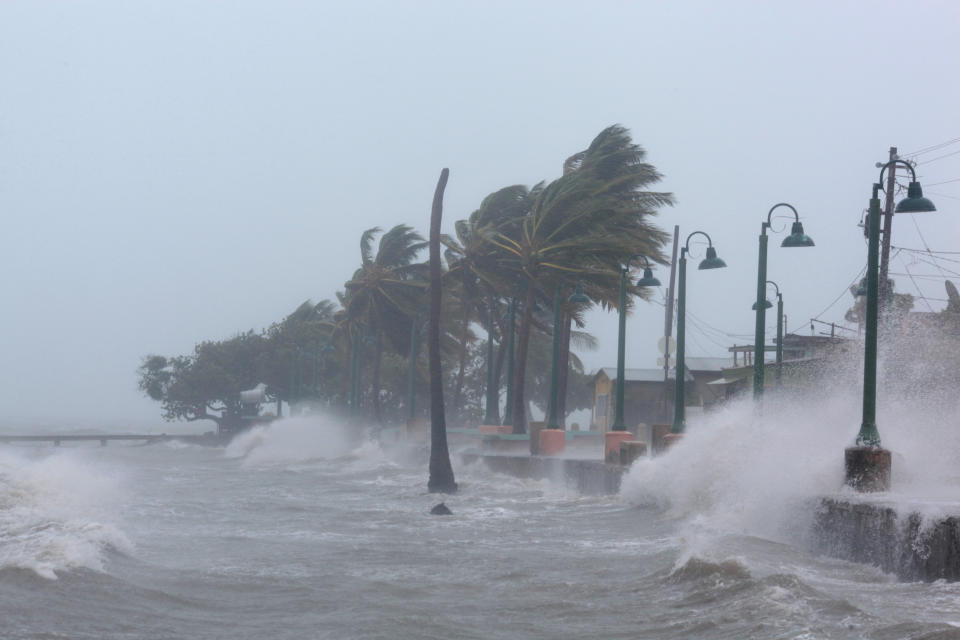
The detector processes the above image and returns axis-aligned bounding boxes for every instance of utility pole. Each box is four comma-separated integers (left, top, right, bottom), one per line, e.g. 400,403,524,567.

878,146,898,309
661,225,680,422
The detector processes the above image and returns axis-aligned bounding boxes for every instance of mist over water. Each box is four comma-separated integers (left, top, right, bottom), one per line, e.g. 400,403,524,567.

3,375,960,638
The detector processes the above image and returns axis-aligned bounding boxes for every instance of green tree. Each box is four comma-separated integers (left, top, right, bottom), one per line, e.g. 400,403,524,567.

341,224,429,423
486,125,673,432
138,331,273,430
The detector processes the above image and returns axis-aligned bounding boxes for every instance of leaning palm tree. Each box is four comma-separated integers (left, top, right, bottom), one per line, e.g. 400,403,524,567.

428,168,457,494
341,224,429,423
442,186,530,421
486,125,674,432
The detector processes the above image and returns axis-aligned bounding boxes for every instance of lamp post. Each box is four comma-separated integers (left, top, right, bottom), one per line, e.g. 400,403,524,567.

483,305,499,425
752,280,784,388
546,282,590,430
753,204,814,400
847,160,935,491
611,255,661,431
671,231,727,434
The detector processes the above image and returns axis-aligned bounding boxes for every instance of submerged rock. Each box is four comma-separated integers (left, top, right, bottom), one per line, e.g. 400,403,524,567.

430,502,453,516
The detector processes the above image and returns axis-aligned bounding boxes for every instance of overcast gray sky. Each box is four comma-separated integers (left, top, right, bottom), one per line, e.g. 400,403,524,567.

2,1,958,430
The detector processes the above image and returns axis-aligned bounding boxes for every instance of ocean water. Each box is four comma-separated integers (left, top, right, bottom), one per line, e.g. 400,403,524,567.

3,401,960,640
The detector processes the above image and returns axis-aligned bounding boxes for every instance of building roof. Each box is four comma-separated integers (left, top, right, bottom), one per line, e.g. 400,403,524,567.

594,367,694,383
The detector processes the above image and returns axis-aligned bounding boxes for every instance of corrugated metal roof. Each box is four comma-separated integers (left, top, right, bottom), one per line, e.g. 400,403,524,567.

595,367,694,383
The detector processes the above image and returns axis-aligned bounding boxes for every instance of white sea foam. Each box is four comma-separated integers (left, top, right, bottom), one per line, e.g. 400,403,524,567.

621,370,960,546
0,448,131,579
224,415,364,466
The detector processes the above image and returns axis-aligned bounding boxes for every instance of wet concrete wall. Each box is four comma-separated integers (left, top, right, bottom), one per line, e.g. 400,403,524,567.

814,498,960,582
460,453,625,496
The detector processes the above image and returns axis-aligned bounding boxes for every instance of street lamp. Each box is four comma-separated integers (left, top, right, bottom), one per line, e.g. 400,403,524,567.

752,280,784,388
753,204,814,399
847,159,935,491
671,231,727,434
546,282,590,430
611,255,661,431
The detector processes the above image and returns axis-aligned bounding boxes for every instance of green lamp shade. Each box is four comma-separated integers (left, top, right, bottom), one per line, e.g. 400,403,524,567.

781,221,815,248
895,182,936,213
698,246,727,270
752,299,773,310
636,267,661,287
568,282,591,304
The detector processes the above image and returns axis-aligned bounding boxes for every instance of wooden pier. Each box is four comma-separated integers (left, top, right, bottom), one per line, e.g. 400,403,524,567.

0,433,222,447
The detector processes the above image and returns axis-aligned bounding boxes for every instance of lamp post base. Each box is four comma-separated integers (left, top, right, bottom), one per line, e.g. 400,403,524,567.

661,433,684,450
539,429,566,456
619,440,647,466
844,446,891,492
604,431,634,463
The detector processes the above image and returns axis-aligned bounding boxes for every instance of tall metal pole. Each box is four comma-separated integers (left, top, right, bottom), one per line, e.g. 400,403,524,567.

671,251,687,434
857,185,883,446
775,294,784,388
612,267,629,430
502,298,515,427
662,226,679,422
546,282,562,430
878,146,898,309
753,227,769,399
483,305,498,424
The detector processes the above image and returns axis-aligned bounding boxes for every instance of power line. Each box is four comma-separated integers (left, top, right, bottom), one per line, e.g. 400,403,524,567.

917,148,960,165
925,177,960,187
892,245,960,256
902,137,960,157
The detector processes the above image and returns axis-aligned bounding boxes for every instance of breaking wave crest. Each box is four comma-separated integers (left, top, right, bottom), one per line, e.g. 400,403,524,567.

224,415,380,467
0,448,131,579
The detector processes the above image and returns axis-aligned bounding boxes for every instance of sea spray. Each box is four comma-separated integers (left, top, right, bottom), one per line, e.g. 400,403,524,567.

224,414,365,467
0,448,131,579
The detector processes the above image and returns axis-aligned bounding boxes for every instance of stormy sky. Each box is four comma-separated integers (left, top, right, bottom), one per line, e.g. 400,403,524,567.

2,1,958,429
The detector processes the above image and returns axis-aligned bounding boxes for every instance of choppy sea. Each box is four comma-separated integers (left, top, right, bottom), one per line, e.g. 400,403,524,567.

4,397,960,639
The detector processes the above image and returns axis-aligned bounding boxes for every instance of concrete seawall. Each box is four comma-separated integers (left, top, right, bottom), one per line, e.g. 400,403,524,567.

461,453,625,496
813,497,960,582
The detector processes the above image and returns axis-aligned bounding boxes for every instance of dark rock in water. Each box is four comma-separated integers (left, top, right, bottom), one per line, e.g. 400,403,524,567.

430,502,452,516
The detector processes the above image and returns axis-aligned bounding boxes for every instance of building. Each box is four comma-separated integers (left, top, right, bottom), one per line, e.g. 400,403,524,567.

590,357,732,433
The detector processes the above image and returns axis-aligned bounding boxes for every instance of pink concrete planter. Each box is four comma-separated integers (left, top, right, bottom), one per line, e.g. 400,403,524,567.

604,430,634,462
538,429,566,456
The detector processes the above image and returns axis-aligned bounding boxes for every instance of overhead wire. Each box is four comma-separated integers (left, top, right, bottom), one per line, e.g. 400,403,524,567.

901,137,960,158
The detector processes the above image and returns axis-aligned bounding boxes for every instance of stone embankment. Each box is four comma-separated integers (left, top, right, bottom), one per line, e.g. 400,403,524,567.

814,497,960,582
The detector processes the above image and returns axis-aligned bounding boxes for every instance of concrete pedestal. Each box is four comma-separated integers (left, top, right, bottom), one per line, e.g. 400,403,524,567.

605,430,634,463
539,429,566,456
651,424,672,455
845,446,891,492
478,424,511,435
619,441,647,466
661,433,684,450
528,421,546,455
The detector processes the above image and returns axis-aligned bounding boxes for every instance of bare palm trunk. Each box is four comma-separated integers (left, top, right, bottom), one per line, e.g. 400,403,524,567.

509,285,535,434
452,303,470,415
428,168,457,494
372,333,383,424
557,311,572,428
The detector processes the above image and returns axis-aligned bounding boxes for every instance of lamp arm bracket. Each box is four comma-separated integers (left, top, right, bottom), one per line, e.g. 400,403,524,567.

765,203,800,230
683,230,714,254
877,159,918,190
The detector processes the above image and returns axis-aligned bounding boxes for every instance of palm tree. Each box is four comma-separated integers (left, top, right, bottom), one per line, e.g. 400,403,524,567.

341,224,429,423
428,168,457,494
442,186,531,421
485,125,673,432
